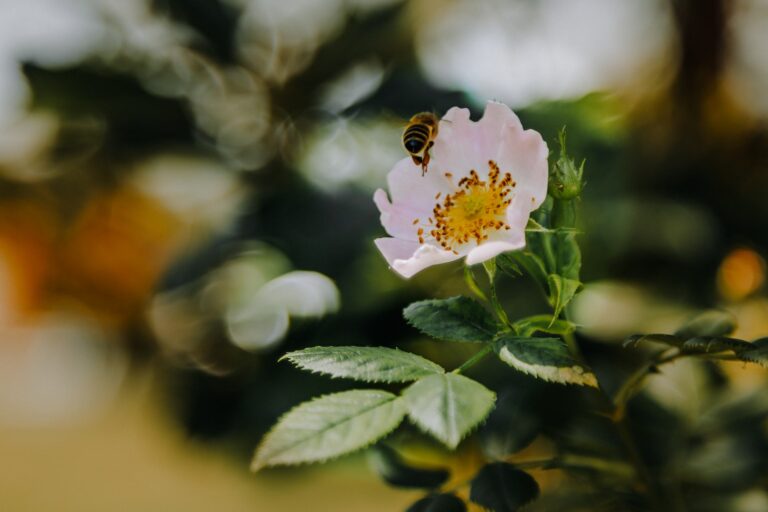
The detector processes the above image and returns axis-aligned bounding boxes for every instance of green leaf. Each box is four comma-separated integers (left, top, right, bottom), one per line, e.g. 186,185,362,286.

499,251,547,288
252,390,405,471
281,346,444,383
368,445,449,489
513,315,576,337
406,494,466,512
479,389,540,459
681,336,754,354
470,463,540,512
403,374,496,449
547,275,582,320
623,333,685,348
736,338,768,367
554,230,581,280
495,334,597,387
404,296,500,343
675,310,737,338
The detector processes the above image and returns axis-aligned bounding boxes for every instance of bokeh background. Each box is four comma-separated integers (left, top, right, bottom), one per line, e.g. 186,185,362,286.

1,0,768,510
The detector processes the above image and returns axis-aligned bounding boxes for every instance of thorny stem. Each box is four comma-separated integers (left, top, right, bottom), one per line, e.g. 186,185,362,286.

507,455,634,477
561,331,663,509
612,348,684,421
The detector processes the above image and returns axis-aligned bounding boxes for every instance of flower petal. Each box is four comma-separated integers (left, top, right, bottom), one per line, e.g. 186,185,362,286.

476,101,523,164
386,157,453,210
392,244,462,279
432,107,477,174
497,124,549,209
466,239,525,266
373,189,419,241
506,190,535,233
375,238,461,279
374,237,420,266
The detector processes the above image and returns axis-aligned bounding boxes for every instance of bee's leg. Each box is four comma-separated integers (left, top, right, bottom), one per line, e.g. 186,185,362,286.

421,142,434,175
412,155,423,168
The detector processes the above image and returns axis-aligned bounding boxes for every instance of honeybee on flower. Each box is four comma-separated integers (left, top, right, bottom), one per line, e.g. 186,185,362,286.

402,112,439,175
374,101,548,278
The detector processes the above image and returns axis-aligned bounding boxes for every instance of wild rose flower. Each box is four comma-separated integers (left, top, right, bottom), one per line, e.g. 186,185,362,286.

374,101,548,278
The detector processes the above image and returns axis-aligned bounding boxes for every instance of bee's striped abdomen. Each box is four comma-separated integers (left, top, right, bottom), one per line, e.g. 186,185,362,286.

403,124,431,155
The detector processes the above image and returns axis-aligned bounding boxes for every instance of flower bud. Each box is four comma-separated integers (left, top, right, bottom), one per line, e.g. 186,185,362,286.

549,128,584,200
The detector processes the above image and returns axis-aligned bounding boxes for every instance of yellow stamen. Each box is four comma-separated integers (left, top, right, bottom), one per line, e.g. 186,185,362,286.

428,160,514,251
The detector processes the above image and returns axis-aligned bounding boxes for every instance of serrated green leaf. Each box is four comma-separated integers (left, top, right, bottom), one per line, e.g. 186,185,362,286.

404,297,499,343
495,334,597,387
547,275,582,320
470,463,540,512
513,315,576,337
281,346,444,383
681,336,754,354
623,333,685,348
675,310,737,338
403,374,496,449
736,341,768,368
406,493,466,512
252,390,405,471
368,445,449,489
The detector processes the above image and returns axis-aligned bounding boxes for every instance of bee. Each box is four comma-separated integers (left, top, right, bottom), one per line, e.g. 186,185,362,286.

402,112,439,175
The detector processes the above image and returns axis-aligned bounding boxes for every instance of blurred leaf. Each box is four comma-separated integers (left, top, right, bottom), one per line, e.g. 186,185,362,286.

736,337,768,369
404,297,500,343
368,445,450,489
469,463,540,512
406,493,466,512
547,275,582,321
403,374,496,449
675,310,737,338
623,333,686,348
736,340,768,368
495,334,597,387
479,389,540,458
281,346,444,383
252,390,405,470
513,315,576,337
681,336,754,354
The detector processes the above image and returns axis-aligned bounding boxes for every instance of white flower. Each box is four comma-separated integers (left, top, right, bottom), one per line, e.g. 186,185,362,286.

374,101,548,278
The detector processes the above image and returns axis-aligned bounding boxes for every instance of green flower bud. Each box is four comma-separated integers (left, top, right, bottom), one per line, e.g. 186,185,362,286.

549,128,584,200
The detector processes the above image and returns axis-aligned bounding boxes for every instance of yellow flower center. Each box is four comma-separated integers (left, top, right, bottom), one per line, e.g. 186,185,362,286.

414,161,516,252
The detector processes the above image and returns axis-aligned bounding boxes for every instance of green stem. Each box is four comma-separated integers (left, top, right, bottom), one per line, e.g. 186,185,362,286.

553,304,662,508
452,345,494,374
507,455,634,477
464,266,489,302
613,349,682,421
483,260,512,329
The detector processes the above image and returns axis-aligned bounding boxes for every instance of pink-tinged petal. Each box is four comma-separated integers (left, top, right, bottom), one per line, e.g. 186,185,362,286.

375,238,460,279
374,237,420,266
373,188,420,241
497,124,549,209
466,239,525,266
506,191,535,233
476,101,523,163
386,157,453,210
391,244,462,279
432,107,477,174
374,101,548,278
